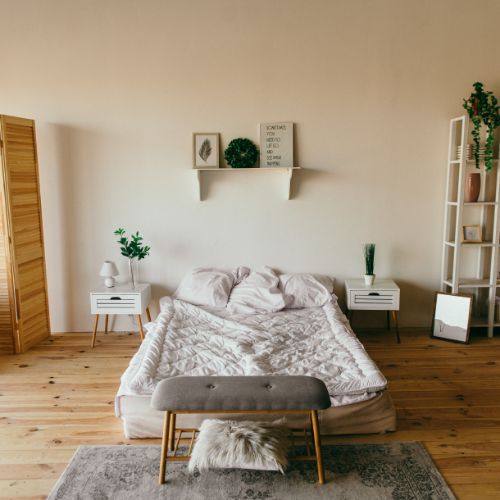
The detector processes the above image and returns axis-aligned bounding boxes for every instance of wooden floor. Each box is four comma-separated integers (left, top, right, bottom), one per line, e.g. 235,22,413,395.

0,329,499,499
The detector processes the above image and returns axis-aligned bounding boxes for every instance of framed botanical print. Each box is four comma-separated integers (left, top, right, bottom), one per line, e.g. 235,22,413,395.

193,133,219,168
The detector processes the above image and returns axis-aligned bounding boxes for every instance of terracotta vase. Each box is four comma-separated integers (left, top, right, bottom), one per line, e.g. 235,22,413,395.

465,172,481,203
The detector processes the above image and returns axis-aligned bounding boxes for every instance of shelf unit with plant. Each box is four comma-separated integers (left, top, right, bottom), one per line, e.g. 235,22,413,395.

441,83,500,337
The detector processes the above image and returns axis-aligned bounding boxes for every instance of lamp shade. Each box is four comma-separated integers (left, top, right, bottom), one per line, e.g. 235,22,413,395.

99,261,119,277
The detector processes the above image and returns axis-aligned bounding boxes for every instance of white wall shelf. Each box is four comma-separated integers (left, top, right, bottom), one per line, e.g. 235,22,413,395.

441,115,500,338
193,167,301,201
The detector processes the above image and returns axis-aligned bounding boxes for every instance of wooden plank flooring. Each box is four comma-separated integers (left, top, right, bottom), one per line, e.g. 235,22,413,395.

0,329,499,499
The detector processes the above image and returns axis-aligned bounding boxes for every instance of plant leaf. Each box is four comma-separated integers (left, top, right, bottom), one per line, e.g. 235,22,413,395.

198,138,212,162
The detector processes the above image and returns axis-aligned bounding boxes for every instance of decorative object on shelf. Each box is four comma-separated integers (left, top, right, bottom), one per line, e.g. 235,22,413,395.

456,144,486,162
260,122,294,168
431,292,472,344
464,172,481,202
462,224,482,243
99,261,119,288
193,133,220,168
224,138,259,168
363,243,376,285
463,82,500,171
114,228,151,289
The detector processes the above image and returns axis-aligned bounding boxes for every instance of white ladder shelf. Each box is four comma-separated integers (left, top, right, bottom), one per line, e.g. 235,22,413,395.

441,115,500,337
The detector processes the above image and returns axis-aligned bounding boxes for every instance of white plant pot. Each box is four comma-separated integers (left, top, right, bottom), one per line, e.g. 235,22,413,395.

364,274,375,286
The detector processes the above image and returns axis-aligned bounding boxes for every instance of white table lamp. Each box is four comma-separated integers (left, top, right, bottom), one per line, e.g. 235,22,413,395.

100,261,119,288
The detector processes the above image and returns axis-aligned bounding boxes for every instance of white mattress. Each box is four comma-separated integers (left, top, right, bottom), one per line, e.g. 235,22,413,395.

116,296,387,414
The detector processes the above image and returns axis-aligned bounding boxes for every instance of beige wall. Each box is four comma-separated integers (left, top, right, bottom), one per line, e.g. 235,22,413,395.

1,0,499,332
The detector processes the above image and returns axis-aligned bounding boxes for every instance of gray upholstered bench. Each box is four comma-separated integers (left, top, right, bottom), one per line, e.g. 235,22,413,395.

151,375,332,485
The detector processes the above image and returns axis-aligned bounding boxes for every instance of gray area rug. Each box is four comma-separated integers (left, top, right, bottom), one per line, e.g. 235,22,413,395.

48,443,455,500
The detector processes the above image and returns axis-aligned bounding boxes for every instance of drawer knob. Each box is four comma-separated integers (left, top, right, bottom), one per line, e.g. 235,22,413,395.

368,292,380,296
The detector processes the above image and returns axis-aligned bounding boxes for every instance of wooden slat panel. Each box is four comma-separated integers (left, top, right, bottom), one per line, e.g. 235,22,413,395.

0,115,50,353
0,188,13,354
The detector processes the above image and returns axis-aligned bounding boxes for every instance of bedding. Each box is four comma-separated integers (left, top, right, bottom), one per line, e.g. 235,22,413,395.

279,273,334,308
173,267,235,307
119,295,387,402
226,266,288,314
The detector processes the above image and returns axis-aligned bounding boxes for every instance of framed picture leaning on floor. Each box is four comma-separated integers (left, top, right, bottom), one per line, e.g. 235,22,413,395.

431,292,472,344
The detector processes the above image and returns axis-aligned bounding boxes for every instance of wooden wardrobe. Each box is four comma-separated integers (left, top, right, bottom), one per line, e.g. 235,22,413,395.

0,115,50,354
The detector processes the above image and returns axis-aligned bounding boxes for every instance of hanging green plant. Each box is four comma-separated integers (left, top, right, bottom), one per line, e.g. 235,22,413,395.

224,138,259,168
463,82,500,171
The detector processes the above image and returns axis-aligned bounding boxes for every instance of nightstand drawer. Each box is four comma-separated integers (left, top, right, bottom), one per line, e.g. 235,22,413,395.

349,290,399,310
90,294,142,314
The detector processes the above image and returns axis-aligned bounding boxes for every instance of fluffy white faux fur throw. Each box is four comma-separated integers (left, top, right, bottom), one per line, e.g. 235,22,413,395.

188,419,289,473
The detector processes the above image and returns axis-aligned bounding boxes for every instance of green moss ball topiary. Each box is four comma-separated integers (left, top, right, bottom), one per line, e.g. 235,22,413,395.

224,138,259,168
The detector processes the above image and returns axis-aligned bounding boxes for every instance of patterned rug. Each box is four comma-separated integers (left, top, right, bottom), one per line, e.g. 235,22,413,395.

48,443,455,499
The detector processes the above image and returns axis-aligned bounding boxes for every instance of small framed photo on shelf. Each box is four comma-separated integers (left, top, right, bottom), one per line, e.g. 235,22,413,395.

462,224,482,243
431,292,472,344
193,133,219,168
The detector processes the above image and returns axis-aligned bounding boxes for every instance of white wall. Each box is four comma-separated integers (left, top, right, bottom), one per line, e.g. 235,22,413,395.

1,0,499,332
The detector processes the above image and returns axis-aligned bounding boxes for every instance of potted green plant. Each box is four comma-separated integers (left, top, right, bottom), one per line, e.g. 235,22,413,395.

363,243,376,286
114,228,151,288
463,82,500,172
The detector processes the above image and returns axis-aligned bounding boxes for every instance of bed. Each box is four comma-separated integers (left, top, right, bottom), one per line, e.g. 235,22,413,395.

116,287,396,438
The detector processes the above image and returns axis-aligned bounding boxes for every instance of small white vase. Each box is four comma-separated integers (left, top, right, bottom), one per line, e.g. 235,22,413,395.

364,274,375,286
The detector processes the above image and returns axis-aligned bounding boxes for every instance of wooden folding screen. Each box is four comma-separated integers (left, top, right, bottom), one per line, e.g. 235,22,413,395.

0,115,50,353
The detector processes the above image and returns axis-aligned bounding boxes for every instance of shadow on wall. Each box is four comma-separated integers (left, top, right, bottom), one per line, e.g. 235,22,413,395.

44,123,80,331
289,168,331,199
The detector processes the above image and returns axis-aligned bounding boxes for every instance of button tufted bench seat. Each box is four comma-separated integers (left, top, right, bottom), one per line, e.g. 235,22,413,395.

151,375,332,485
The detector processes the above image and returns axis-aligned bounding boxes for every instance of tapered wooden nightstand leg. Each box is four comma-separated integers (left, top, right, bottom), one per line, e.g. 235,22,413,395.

392,310,401,343
104,314,109,334
137,315,144,340
310,410,325,484
91,315,99,348
146,307,152,322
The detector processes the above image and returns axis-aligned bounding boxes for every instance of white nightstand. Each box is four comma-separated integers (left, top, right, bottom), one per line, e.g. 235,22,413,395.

345,279,401,343
89,283,152,348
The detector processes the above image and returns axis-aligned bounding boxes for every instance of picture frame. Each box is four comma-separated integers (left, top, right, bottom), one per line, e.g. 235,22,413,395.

462,224,482,243
193,133,219,168
259,122,294,168
431,292,472,344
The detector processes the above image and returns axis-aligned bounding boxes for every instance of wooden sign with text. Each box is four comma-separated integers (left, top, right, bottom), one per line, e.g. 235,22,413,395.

260,122,294,168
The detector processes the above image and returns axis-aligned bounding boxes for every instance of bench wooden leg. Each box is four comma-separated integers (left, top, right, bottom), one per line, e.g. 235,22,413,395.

310,410,325,484
168,413,176,451
159,410,170,485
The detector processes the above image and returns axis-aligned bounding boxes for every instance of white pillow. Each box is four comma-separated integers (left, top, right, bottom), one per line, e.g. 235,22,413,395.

279,273,334,308
227,267,287,314
174,268,234,307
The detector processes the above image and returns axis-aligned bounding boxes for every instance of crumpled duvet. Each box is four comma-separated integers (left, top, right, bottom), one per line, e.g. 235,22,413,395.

120,296,387,406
